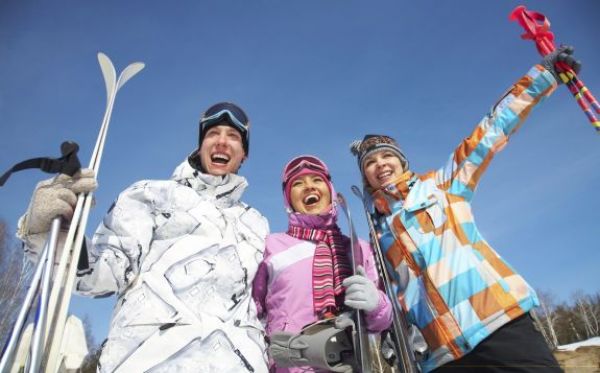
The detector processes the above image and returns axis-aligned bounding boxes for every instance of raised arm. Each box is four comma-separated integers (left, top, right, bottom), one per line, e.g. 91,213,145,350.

434,46,580,200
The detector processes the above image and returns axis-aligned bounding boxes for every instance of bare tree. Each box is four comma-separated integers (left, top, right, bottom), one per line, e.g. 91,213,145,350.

0,218,29,347
535,290,560,348
569,318,583,341
573,290,599,339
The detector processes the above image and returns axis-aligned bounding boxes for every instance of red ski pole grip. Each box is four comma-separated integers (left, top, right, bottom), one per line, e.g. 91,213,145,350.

509,5,555,56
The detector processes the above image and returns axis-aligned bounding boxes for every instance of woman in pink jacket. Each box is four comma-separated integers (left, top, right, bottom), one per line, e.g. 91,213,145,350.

252,155,393,372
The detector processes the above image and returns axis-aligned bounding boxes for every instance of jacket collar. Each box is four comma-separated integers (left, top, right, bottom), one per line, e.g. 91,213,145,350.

171,160,248,206
371,170,419,215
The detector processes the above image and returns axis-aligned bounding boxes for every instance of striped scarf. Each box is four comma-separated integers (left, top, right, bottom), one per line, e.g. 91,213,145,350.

287,224,352,317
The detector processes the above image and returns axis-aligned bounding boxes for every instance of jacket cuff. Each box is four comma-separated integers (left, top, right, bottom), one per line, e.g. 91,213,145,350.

364,291,393,332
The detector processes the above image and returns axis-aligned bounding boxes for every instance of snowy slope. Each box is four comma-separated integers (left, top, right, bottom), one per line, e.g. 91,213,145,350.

557,337,600,351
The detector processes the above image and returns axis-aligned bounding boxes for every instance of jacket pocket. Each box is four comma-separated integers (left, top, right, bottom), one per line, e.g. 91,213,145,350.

405,193,447,235
420,195,447,233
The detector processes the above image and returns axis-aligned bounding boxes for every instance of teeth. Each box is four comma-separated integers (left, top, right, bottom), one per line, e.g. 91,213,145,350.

211,153,230,164
304,194,320,205
378,171,392,180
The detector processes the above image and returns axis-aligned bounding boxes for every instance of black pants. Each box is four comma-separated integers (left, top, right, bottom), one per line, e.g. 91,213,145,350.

432,313,563,372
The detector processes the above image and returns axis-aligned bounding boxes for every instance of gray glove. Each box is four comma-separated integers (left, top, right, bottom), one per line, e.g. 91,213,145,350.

342,265,379,313
541,45,582,84
19,169,97,237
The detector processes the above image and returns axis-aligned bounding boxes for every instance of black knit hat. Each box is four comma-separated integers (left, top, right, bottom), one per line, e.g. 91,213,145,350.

349,134,409,176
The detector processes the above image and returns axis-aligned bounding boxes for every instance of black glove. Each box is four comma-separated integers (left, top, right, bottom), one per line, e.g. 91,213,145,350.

541,45,582,84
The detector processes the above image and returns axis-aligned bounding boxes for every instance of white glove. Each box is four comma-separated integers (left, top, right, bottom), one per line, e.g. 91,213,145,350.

342,265,379,313
19,169,97,237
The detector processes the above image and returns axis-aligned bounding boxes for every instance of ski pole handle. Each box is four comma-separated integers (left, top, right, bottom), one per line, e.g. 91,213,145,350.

509,6,554,55
509,5,600,131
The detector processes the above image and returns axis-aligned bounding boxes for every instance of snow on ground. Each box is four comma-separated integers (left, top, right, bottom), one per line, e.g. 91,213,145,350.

557,337,600,351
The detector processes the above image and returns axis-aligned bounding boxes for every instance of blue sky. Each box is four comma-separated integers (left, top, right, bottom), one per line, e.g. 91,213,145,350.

1,0,599,344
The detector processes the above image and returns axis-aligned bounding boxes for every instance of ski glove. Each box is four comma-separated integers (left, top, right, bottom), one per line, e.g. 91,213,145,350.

19,169,97,237
342,265,379,313
541,45,582,84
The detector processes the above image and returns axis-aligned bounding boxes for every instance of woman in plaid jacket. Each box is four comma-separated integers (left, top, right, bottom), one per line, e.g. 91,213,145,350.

349,48,580,372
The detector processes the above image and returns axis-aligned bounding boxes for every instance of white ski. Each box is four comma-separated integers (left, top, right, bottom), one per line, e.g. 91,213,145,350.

337,192,373,373
43,52,144,373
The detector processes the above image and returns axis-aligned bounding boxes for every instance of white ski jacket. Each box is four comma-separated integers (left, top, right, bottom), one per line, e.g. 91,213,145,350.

21,160,270,372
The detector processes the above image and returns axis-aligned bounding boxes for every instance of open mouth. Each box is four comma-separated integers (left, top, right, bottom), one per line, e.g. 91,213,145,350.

377,170,393,181
303,193,320,206
211,153,230,165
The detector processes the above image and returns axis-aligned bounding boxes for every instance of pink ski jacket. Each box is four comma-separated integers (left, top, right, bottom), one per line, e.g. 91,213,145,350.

252,209,393,372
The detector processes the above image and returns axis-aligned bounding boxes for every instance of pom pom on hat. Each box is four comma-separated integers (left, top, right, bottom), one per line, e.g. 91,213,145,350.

349,140,363,156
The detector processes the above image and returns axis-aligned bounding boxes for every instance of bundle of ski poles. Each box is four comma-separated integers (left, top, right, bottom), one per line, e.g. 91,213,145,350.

0,53,144,373
510,5,600,131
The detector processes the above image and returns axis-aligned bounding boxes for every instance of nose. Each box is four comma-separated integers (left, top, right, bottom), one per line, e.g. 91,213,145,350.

215,131,228,146
374,157,385,169
304,179,316,190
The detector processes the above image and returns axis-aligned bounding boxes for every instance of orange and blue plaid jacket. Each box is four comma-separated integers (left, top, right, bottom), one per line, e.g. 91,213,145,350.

371,65,557,372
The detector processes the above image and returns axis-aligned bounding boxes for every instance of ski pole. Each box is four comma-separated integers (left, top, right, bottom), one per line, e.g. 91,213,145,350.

509,6,600,111
28,218,61,373
509,5,600,131
0,241,49,373
0,141,82,372
351,185,419,373
43,53,144,373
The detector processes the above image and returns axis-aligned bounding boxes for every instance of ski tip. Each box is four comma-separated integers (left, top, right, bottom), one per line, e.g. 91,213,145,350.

97,52,111,63
351,185,362,197
124,62,146,75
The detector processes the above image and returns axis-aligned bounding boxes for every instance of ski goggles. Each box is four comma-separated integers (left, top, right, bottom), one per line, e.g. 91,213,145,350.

198,102,250,155
200,102,249,133
282,155,331,187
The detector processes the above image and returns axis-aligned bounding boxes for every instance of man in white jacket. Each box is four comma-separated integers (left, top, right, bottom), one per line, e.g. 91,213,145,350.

18,102,270,372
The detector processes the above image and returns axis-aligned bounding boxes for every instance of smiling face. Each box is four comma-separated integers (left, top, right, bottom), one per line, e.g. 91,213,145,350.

198,123,246,176
289,174,332,215
363,150,405,190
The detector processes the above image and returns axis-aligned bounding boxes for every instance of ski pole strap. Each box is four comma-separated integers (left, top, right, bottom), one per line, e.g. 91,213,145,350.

0,141,81,187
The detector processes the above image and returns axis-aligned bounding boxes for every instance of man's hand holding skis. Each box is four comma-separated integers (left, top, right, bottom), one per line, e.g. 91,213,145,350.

17,169,96,251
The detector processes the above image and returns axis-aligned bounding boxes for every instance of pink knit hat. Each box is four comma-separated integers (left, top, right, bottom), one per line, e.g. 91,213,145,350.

281,155,335,211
